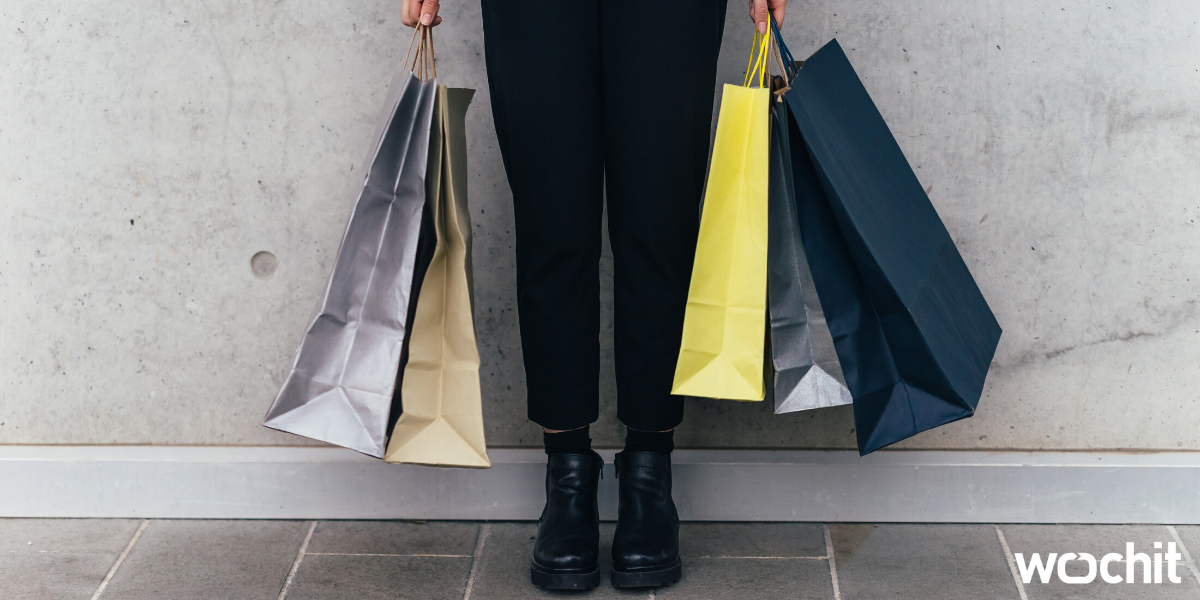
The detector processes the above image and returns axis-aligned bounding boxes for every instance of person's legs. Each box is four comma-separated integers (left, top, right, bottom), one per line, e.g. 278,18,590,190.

482,0,605,432
599,0,727,588
482,0,606,589
601,0,729,432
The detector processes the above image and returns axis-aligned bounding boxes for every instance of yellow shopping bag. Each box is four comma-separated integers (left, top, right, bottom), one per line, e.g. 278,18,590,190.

672,31,772,401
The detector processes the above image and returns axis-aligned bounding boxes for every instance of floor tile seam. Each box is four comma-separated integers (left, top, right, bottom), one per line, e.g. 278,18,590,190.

89,519,148,600
1165,525,1200,589
823,524,842,600
1166,526,1196,563
683,555,828,559
994,525,1031,600
6,550,121,554
980,553,1198,564
1051,557,1198,564
276,520,316,600
461,523,490,600
304,552,474,557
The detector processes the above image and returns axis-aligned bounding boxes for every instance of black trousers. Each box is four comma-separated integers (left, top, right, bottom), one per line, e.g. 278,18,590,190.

481,0,728,431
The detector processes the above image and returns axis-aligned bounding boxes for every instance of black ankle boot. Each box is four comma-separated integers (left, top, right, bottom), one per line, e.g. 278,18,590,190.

530,451,603,589
611,450,682,588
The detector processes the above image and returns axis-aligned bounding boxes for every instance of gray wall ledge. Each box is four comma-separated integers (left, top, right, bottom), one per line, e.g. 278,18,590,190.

4,446,1199,523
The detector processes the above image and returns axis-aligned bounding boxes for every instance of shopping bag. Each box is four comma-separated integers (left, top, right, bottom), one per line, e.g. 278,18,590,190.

672,31,772,401
263,27,438,458
383,79,491,468
779,35,1002,454
385,185,438,441
765,49,852,414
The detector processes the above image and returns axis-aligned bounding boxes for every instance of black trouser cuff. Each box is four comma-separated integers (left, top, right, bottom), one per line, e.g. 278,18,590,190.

544,425,592,455
624,427,674,455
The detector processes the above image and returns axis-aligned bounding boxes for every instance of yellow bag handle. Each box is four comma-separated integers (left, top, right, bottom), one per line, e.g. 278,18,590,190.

741,29,771,88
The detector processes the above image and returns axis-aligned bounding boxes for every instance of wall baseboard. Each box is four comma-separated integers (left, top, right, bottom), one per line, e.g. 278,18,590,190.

3,446,1198,523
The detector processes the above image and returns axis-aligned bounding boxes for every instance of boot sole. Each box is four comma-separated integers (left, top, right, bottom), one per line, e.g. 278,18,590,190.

611,559,682,588
530,562,600,590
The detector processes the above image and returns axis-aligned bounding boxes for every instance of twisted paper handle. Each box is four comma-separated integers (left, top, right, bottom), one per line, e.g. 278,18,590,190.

404,23,438,81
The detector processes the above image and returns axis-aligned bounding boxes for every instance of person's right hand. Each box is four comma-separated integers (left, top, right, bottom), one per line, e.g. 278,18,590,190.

748,0,787,34
402,0,442,27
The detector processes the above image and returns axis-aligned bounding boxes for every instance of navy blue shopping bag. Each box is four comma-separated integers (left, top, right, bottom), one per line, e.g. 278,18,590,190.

777,35,1002,454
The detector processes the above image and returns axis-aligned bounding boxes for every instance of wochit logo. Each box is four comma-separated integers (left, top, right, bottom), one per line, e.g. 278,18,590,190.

1014,542,1185,584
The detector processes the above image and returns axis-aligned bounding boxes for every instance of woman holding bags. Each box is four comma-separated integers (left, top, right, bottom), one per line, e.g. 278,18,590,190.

401,0,787,590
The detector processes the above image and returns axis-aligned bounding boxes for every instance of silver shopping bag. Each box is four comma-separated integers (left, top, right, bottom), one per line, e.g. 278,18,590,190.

263,35,438,457
766,85,851,415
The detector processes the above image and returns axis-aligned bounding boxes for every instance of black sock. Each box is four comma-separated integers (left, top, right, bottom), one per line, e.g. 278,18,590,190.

624,428,674,455
543,425,592,455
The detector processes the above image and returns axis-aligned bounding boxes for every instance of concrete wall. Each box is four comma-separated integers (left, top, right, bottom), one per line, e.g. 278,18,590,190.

2,1,1198,450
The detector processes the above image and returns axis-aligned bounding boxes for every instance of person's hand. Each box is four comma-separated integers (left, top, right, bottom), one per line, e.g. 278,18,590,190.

402,0,442,27
748,0,786,33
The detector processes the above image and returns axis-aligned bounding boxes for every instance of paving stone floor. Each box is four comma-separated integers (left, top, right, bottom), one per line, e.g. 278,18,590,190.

3,519,1199,599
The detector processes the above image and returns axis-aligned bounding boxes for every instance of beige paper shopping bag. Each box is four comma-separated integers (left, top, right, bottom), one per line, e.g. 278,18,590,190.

383,84,491,468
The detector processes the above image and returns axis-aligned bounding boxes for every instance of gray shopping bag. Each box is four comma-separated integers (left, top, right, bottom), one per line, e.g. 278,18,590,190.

263,39,438,457
767,89,851,415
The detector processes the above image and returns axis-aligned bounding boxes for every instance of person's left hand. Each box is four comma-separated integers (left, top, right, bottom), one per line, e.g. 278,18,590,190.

748,0,787,34
402,0,442,28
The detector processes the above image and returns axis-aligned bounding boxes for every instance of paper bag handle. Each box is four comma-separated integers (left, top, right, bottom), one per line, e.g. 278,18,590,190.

769,15,801,81
768,27,790,99
404,23,438,81
742,28,771,88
